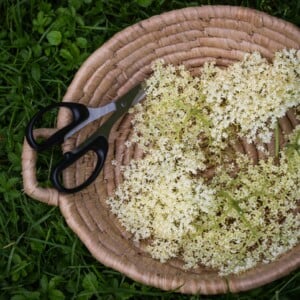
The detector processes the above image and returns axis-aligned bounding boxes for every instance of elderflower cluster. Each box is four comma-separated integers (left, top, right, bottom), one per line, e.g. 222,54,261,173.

107,50,300,276
201,49,300,144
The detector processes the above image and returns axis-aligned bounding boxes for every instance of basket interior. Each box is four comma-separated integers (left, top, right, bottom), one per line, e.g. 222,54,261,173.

55,6,300,294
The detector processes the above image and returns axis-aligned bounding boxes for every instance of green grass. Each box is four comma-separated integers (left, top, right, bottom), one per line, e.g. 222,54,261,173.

0,0,299,299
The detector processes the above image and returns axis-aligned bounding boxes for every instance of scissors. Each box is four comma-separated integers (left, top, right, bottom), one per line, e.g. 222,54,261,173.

26,84,145,194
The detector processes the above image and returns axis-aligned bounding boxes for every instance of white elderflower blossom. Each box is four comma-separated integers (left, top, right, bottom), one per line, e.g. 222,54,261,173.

107,50,300,276
200,49,300,144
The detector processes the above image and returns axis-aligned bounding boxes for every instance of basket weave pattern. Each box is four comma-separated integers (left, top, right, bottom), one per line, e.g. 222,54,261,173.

22,6,300,294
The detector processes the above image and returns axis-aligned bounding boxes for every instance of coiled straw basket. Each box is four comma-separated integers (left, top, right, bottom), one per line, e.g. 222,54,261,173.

22,5,300,295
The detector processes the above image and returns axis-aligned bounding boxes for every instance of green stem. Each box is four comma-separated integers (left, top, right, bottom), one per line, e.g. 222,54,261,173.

218,191,258,238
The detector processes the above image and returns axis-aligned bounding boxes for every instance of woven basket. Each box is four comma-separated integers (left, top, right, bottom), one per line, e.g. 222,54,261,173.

22,6,300,295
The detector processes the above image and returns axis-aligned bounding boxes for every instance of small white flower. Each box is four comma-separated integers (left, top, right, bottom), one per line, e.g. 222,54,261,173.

111,159,118,166
124,140,132,148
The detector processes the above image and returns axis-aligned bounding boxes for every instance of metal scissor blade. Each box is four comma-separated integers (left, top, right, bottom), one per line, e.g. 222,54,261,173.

131,86,146,106
97,84,145,137
76,85,145,146
64,102,117,140
64,84,145,141
114,84,145,116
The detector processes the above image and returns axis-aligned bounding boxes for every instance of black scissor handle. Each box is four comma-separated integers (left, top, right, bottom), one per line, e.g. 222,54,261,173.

25,102,89,151
51,135,109,193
